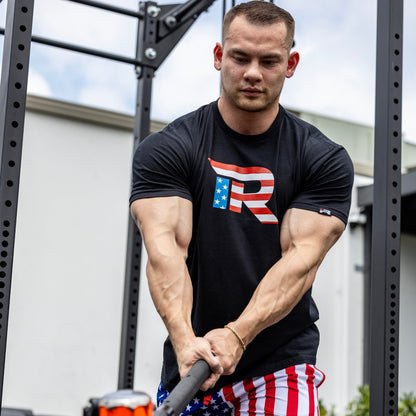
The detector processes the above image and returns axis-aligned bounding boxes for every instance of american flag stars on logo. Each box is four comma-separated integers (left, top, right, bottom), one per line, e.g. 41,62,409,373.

213,177,230,210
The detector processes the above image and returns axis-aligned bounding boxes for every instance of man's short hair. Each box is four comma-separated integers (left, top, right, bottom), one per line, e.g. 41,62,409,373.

222,1,295,50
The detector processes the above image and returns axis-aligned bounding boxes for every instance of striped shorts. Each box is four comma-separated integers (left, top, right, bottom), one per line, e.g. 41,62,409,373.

157,364,326,416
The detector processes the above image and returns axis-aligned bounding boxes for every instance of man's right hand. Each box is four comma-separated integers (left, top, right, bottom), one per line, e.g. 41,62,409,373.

175,336,224,391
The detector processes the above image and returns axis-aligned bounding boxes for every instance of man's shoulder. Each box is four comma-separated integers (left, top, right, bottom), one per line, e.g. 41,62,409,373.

163,101,216,133
280,107,326,138
140,101,216,150
280,106,346,152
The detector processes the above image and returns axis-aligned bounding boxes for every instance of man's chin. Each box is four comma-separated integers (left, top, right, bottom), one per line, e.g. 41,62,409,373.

236,99,270,113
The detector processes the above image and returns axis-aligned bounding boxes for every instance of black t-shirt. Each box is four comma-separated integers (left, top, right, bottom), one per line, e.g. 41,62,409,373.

130,101,354,392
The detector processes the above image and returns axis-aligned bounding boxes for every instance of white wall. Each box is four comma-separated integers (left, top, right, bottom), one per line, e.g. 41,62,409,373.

313,218,365,415
3,108,134,415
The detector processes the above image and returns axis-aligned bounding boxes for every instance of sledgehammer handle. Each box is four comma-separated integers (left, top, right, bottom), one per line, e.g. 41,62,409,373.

154,360,211,416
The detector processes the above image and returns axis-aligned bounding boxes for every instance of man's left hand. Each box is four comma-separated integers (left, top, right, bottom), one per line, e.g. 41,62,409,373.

204,327,245,376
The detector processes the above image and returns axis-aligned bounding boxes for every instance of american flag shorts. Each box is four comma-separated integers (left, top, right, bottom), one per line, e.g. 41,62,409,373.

157,364,326,416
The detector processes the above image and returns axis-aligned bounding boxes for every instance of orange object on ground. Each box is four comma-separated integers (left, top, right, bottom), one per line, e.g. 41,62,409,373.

99,390,153,416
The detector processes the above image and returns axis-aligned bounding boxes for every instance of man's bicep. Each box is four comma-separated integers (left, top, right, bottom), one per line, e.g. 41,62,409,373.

280,208,346,261
131,196,193,256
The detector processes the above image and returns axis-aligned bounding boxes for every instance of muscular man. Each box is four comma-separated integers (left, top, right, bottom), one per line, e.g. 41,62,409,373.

130,2,354,415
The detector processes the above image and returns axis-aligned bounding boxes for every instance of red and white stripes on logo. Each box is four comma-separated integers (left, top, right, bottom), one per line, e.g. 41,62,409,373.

208,158,278,224
220,364,325,416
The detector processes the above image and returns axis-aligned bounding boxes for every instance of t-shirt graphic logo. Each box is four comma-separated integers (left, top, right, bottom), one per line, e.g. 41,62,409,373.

208,158,278,224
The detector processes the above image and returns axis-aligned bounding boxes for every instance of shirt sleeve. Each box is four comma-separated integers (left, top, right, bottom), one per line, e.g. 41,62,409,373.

129,127,193,205
289,135,354,225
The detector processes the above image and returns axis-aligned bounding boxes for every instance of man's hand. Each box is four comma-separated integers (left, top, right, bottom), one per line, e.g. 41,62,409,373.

175,336,224,391
204,327,245,377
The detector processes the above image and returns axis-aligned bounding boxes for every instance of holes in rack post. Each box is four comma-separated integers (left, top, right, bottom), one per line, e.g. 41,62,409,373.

383,26,402,416
0,2,35,393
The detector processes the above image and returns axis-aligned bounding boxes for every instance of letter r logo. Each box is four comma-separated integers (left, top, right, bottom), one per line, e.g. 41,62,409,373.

209,158,278,224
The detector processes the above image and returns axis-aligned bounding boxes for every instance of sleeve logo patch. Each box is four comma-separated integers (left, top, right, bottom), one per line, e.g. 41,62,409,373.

319,208,332,216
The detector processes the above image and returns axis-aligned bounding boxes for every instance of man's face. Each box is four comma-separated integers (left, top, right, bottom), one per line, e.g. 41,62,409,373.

214,15,299,114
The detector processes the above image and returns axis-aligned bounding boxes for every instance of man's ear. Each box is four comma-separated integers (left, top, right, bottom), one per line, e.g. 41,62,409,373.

286,51,300,79
213,42,223,71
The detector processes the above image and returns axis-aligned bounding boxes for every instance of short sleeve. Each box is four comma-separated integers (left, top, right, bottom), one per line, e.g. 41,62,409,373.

129,128,193,205
289,138,354,225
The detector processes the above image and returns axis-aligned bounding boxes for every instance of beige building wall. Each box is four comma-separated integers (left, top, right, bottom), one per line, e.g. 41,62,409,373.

297,108,416,176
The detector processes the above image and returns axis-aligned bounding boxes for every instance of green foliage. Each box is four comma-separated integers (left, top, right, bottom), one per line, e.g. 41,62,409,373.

398,392,416,416
345,385,369,416
318,386,416,416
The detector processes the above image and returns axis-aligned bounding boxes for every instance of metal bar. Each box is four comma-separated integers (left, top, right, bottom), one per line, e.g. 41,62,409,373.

117,65,154,389
168,0,200,20
358,169,416,206
363,206,372,385
0,28,156,68
118,217,143,389
0,0,34,408
118,1,157,389
154,361,211,416
64,0,144,18
369,0,403,414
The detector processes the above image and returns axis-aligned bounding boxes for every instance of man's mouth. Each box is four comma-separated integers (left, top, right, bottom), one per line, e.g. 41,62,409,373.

241,88,263,97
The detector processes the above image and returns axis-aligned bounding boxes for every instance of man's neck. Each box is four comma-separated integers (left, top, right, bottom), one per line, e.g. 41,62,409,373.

217,97,279,135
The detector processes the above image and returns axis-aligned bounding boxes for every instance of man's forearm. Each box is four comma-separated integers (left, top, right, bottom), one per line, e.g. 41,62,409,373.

229,247,319,346
131,197,196,351
229,209,345,348
147,255,224,387
146,256,195,351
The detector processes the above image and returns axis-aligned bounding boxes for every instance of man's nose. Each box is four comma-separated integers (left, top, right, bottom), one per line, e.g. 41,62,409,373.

244,61,262,82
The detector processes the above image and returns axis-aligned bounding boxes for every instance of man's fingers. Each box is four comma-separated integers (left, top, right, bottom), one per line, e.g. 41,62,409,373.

200,373,221,391
177,337,223,383
205,353,223,375
198,350,223,391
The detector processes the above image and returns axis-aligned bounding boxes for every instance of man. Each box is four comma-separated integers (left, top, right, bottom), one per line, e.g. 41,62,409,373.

130,2,354,415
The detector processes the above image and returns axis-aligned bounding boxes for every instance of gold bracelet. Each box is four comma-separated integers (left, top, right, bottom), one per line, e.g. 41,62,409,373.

224,324,246,351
